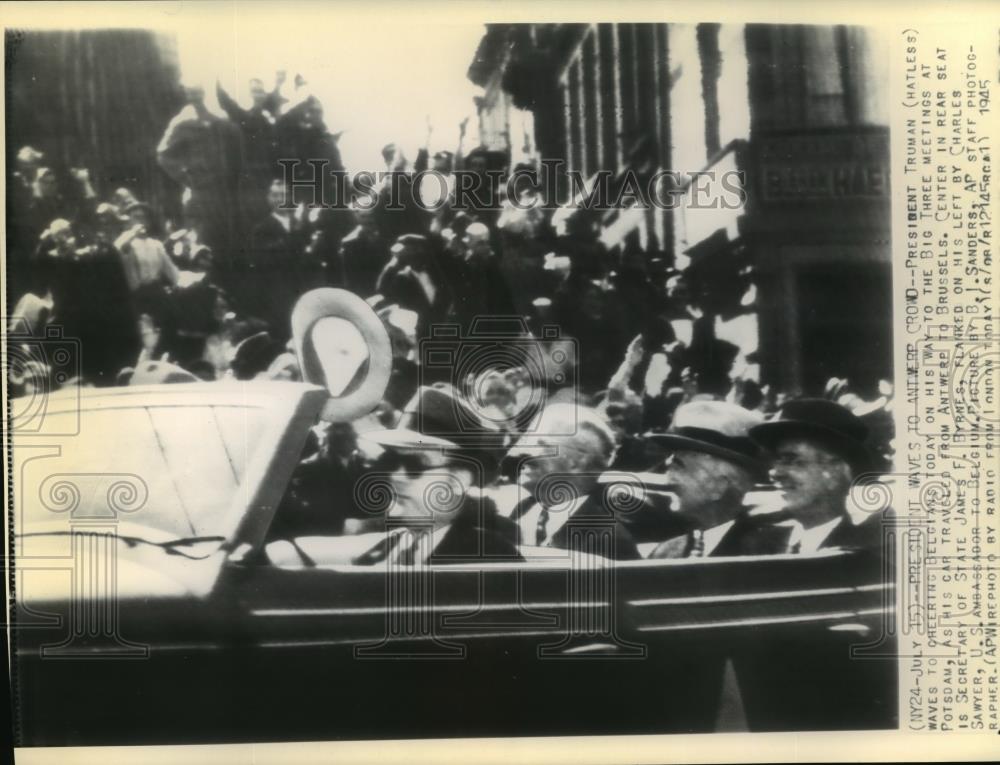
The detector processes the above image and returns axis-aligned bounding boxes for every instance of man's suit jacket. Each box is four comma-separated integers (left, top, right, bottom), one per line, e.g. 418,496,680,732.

510,491,642,560
649,511,792,559
375,263,453,339
238,214,308,337
753,508,888,558
215,82,277,184
337,226,390,297
268,495,521,567
824,510,887,553
729,506,896,731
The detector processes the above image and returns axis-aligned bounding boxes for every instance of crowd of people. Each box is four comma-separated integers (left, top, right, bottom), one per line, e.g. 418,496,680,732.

7,72,896,567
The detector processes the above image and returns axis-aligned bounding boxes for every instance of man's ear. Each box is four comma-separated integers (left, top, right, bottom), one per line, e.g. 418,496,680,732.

448,466,476,493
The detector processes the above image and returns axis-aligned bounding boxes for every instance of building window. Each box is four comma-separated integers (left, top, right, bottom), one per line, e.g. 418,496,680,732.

582,30,600,177
567,61,583,173
598,24,620,171
696,23,721,158
745,24,887,132
617,24,638,147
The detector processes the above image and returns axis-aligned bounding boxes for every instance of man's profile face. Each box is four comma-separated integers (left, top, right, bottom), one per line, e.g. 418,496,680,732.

769,437,851,517
515,429,603,497
386,449,469,528
662,449,732,522
516,439,575,495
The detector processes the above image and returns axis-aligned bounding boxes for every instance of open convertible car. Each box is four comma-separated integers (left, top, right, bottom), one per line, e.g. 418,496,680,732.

9,291,897,746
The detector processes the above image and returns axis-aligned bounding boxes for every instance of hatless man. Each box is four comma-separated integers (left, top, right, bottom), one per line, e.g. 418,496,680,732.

448,222,515,332
237,180,309,341
374,234,453,339
156,82,243,261
504,403,641,559
336,204,390,297
216,74,282,219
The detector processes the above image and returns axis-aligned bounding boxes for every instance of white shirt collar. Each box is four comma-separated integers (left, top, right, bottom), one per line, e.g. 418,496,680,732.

786,516,843,554
520,494,589,547
271,211,292,232
701,519,737,556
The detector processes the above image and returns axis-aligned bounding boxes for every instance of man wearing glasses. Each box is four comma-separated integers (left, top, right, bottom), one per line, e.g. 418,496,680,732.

353,384,521,565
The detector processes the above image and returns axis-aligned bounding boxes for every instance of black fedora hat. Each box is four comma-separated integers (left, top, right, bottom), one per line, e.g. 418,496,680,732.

749,398,874,473
644,400,765,475
230,331,282,380
364,384,509,483
365,384,504,452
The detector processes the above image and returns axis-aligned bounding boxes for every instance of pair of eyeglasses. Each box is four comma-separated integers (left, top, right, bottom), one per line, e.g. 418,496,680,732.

381,451,455,478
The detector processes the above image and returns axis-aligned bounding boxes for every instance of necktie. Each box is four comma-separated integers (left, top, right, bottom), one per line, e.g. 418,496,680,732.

352,528,406,565
394,529,428,565
535,505,550,546
685,529,705,558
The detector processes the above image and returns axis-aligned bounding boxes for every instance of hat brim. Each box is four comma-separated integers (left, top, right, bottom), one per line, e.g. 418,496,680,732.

362,428,459,451
749,420,874,471
643,432,763,473
291,288,392,423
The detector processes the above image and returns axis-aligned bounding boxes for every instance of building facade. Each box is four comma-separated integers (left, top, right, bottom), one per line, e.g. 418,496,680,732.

468,22,891,397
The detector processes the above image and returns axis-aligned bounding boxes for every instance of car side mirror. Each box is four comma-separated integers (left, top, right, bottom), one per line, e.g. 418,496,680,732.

291,288,392,422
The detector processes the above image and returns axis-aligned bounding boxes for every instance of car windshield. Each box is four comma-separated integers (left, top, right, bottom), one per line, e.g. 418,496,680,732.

14,402,269,539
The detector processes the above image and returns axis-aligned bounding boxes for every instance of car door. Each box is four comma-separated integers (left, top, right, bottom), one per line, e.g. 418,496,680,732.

219,537,894,740
615,550,897,732
12,381,329,746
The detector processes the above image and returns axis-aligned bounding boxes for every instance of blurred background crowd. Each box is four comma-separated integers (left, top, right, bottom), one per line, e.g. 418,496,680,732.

7,66,894,473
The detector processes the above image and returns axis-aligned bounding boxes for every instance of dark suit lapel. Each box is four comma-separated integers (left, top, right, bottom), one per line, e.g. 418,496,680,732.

712,512,793,557
548,493,641,560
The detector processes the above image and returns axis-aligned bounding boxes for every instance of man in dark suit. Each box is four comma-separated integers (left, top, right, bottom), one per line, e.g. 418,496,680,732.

749,398,887,556
330,385,520,565
448,222,516,333
372,137,432,241
504,403,642,560
216,75,282,220
643,400,788,558
237,180,309,341
729,398,896,732
374,234,453,340
157,83,243,266
267,385,519,567
335,205,390,297
268,421,373,541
